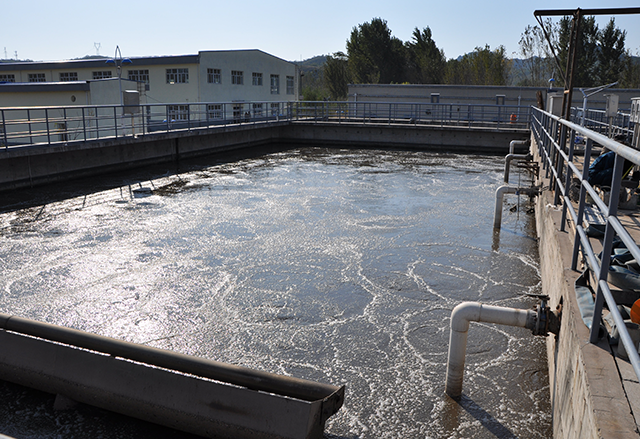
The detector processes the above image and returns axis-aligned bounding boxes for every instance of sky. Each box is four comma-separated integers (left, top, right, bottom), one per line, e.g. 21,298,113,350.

3,1,640,63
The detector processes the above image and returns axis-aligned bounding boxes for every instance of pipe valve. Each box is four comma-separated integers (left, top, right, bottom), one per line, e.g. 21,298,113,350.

531,299,562,336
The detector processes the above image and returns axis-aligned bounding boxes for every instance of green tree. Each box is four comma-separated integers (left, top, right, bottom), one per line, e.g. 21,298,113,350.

517,21,556,86
557,15,599,87
596,17,627,84
405,27,446,84
324,52,350,100
445,45,510,85
346,18,406,84
620,53,640,88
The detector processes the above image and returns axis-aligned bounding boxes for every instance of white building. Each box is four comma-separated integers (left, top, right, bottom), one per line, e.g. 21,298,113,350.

0,49,299,107
0,50,299,144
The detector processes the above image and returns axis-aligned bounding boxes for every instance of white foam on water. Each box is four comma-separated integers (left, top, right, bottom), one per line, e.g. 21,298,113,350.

0,148,551,438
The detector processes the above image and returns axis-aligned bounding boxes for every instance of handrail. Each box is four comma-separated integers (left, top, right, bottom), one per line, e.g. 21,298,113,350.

531,106,640,383
0,101,532,149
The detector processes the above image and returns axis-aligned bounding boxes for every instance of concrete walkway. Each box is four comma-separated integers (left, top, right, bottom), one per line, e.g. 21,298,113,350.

533,138,640,438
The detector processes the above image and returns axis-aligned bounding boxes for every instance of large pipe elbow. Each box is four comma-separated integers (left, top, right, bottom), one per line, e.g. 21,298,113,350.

504,153,533,183
445,302,537,399
509,139,529,155
493,186,518,229
450,301,481,332
450,302,536,333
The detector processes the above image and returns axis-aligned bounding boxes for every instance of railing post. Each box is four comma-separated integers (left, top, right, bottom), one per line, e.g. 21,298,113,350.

571,138,594,270
590,153,625,343
560,129,577,231
113,106,118,138
27,109,33,145
95,107,100,139
82,107,87,142
1,109,6,149
63,108,67,142
45,108,51,145
555,124,570,205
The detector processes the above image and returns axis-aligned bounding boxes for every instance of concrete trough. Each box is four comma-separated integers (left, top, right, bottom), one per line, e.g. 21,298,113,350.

0,313,345,439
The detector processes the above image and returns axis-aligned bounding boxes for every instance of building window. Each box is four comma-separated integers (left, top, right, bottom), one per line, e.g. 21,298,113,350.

128,69,150,91
28,73,46,82
128,70,149,84
232,70,243,85
270,75,279,94
253,103,263,117
207,104,223,119
166,68,189,84
93,71,112,79
252,72,262,86
59,72,78,82
0,74,15,83
286,76,294,94
167,105,189,121
208,68,221,84
270,102,280,116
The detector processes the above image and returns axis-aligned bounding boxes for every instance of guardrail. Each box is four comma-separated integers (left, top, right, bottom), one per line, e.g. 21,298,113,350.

531,106,640,383
0,101,532,149
572,106,634,139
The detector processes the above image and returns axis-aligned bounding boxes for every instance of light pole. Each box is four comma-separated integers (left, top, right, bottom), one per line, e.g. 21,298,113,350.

578,82,618,127
105,45,132,107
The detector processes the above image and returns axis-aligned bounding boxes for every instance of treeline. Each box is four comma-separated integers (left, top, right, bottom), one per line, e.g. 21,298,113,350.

301,17,640,100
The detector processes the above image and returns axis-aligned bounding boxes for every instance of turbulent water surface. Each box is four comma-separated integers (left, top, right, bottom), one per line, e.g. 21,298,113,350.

0,147,550,438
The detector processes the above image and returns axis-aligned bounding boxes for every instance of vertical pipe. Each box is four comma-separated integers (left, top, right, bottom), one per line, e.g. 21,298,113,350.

445,302,536,399
504,153,530,183
493,186,518,229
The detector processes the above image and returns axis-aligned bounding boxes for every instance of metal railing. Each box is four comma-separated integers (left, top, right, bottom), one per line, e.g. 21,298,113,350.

531,105,640,382
297,101,531,129
0,101,532,149
571,106,634,139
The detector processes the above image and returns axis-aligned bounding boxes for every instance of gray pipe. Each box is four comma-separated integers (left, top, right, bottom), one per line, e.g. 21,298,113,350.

493,185,518,229
509,139,528,155
504,153,532,183
445,302,537,399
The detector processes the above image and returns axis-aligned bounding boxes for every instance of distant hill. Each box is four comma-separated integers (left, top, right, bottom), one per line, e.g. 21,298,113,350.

1,58,33,63
293,55,328,71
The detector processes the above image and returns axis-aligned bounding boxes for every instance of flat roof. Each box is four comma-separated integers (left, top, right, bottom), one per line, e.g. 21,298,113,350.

0,54,200,72
0,49,296,73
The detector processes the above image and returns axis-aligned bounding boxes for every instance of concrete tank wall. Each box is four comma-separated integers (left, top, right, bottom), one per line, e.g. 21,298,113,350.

0,122,528,192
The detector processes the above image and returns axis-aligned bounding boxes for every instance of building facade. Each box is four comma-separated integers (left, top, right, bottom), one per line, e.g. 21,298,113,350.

0,49,299,108
0,50,299,145
348,83,640,111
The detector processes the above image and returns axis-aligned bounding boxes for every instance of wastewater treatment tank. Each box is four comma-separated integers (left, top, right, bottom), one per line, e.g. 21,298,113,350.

0,147,551,438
